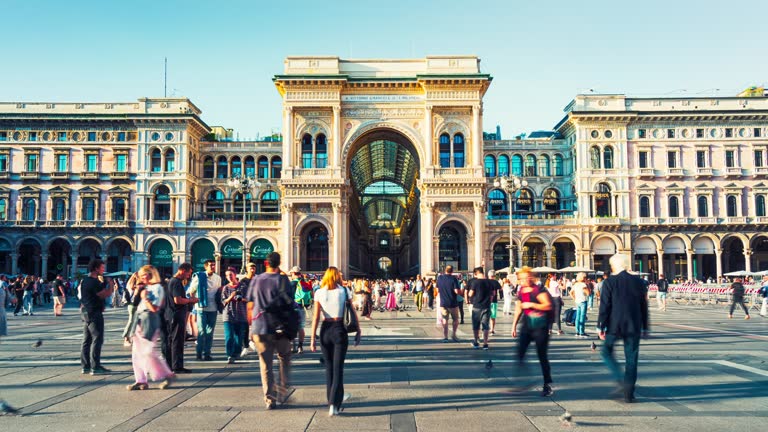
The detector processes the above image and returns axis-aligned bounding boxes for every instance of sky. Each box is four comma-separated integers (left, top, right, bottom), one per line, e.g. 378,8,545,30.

3,0,767,140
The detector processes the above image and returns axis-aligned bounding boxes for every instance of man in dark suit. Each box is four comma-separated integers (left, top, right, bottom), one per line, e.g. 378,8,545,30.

598,254,649,403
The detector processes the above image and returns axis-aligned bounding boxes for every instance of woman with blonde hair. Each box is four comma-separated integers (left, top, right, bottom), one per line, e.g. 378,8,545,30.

127,265,175,391
570,272,590,338
310,266,361,416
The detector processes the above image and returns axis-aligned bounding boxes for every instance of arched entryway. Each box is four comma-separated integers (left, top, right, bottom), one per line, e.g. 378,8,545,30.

190,238,216,272
438,222,468,273
250,238,274,274
148,238,173,278
633,237,659,279
592,236,618,273
492,239,514,271
692,236,716,280
77,238,102,274
47,238,72,279
18,238,42,275
220,238,243,273
721,237,746,274
521,237,546,268
0,238,12,274
302,223,329,273
107,238,133,273
552,238,576,269
662,236,688,280
751,235,768,272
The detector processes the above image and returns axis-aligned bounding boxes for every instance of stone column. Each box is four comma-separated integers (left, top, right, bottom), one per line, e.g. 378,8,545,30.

214,253,221,275
148,197,155,221
657,250,664,278
10,253,18,276
170,198,176,222
70,253,78,277
332,106,341,168
715,248,723,278
284,107,294,170
745,248,753,273
105,198,112,221
282,203,293,266
472,104,481,167
473,201,484,270
45,195,53,222
332,202,342,267
546,247,554,268
424,105,433,168
686,249,694,281
420,202,434,275
41,254,49,278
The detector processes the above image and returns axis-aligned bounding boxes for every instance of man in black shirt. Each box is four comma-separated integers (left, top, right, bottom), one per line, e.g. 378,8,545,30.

168,263,197,373
468,267,492,350
437,265,463,342
80,259,113,375
729,278,750,320
656,273,669,312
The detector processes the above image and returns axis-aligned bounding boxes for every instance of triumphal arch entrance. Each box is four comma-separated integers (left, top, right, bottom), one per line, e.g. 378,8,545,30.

274,56,491,277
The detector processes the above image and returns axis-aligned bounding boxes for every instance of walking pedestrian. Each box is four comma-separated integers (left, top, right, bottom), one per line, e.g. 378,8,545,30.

728,278,750,320
122,273,140,347
437,266,463,342
760,275,768,317
188,259,223,361
12,277,24,316
656,274,669,312
127,265,175,391
0,284,19,416
487,270,501,335
570,273,589,338
167,263,197,373
502,277,514,316
222,267,248,364
598,254,650,403
511,266,554,397
310,266,362,416
22,276,35,316
468,267,491,350
426,278,435,310
80,259,113,375
53,275,67,316
291,267,312,353
546,275,564,335
413,274,424,312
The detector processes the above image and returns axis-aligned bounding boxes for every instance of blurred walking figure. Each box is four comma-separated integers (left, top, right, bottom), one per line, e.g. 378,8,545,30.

728,278,750,320
656,274,669,312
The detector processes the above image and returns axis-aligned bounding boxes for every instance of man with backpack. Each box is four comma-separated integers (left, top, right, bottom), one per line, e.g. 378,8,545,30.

246,252,297,410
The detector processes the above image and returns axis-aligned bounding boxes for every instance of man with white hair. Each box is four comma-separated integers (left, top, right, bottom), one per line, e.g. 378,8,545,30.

597,254,649,403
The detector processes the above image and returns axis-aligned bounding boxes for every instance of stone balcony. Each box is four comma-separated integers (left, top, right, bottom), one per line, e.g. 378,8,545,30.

487,217,579,227
665,168,685,178
429,166,484,178
754,167,768,177
21,171,40,180
588,217,621,225
723,167,743,178
756,216,768,224
638,217,661,225
50,171,70,180
696,217,718,224
725,216,748,224
637,168,655,178
666,217,689,225
694,167,714,178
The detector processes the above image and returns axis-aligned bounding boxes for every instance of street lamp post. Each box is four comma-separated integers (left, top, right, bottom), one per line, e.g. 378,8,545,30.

227,175,260,274
493,175,528,273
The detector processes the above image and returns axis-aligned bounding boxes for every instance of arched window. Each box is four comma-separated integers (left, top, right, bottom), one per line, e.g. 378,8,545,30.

271,156,282,179
484,155,496,177
164,149,175,172
257,156,269,179
669,196,680,217
0,199,6,220
306,225,329,271
727,195,738,217
554,154,564,176
153,185,171,220
206,190,224,213
244,156,255,177
231,156,242,177
453,134,465,168
511,154,523,176
595,183,612,217
439,134,451,168
639,196,651,218
54,198,67,221
756,195,766,217
301,134,313,169
203,156,214,178
82,199,95,221
113,198,126,221
498,155,510,176
543,188,560,212
150,148,162,172
524,155,536,177
540,155,551,177
697,196,708,217
233,192,252,213
23,199,36,221
217,156,228,179
603,146,614,169
261,190,279,213
487,189,507,218
590,146,601,169
515,189,533,214
315,134,328,168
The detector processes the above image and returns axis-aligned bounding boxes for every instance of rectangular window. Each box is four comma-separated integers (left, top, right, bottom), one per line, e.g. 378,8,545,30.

638,151,648,168
696,150,707,168
638,129,646,139
86,154,98,172
29,132,37,142
725,150,735,168
56,154,68,172
117,132,126,142
667,151,676,168
87,132,96,142
0,155,7,171
696,128,704,138
26,154,38,171
755,128,762,138
754,150,763,168
667,129,675,139
57,132,67,141
0,132,6,141
116,154,127,172
725,128,733,138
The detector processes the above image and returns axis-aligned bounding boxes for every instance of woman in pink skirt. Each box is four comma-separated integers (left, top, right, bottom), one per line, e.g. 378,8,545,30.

127,265,175,391
385,281,397,310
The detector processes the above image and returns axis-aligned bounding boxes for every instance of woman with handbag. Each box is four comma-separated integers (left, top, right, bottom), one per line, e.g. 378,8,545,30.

310,266,361,417
127,265,175,391
512,266,554,397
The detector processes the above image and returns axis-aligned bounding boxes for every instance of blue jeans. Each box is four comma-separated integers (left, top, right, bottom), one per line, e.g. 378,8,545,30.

601,333,641,398
588,293,595,309
196,311,218,357
223,321,247,358
22,291,34,314
575,301,587,335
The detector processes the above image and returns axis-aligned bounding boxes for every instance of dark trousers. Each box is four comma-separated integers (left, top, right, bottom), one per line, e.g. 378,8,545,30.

169,311,188,370
457,300,465,322
601,333,641,398
320,321,349,408
81,310,104,369
517,326,552,385
223,321,247,358
159,315,171,368
548,298,563,332
427,292,435,309
44,292,52,304
13,292,23,314
730,298,749,316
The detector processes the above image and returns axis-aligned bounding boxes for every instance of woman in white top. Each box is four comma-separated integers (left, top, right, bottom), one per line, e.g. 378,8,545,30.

546,275,564,335
127,265,175,391
570,272,590,338
310,267,361,416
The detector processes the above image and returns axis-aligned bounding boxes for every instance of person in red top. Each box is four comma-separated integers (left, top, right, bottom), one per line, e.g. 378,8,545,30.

512,266,554,397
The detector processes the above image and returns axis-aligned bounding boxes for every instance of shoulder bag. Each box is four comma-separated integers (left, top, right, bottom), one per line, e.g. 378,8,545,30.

343,287,359,334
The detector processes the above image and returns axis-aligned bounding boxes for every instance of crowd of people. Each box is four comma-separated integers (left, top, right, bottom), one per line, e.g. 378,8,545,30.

2,252,768,417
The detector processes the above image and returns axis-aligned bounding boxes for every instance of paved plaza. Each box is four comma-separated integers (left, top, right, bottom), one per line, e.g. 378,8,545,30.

1,298,767,432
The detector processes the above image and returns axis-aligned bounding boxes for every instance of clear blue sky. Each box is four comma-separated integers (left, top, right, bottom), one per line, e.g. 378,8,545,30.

3,0,766,139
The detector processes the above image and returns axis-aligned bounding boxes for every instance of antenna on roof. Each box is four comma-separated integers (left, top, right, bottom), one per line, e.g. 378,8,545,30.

164,57,168,98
